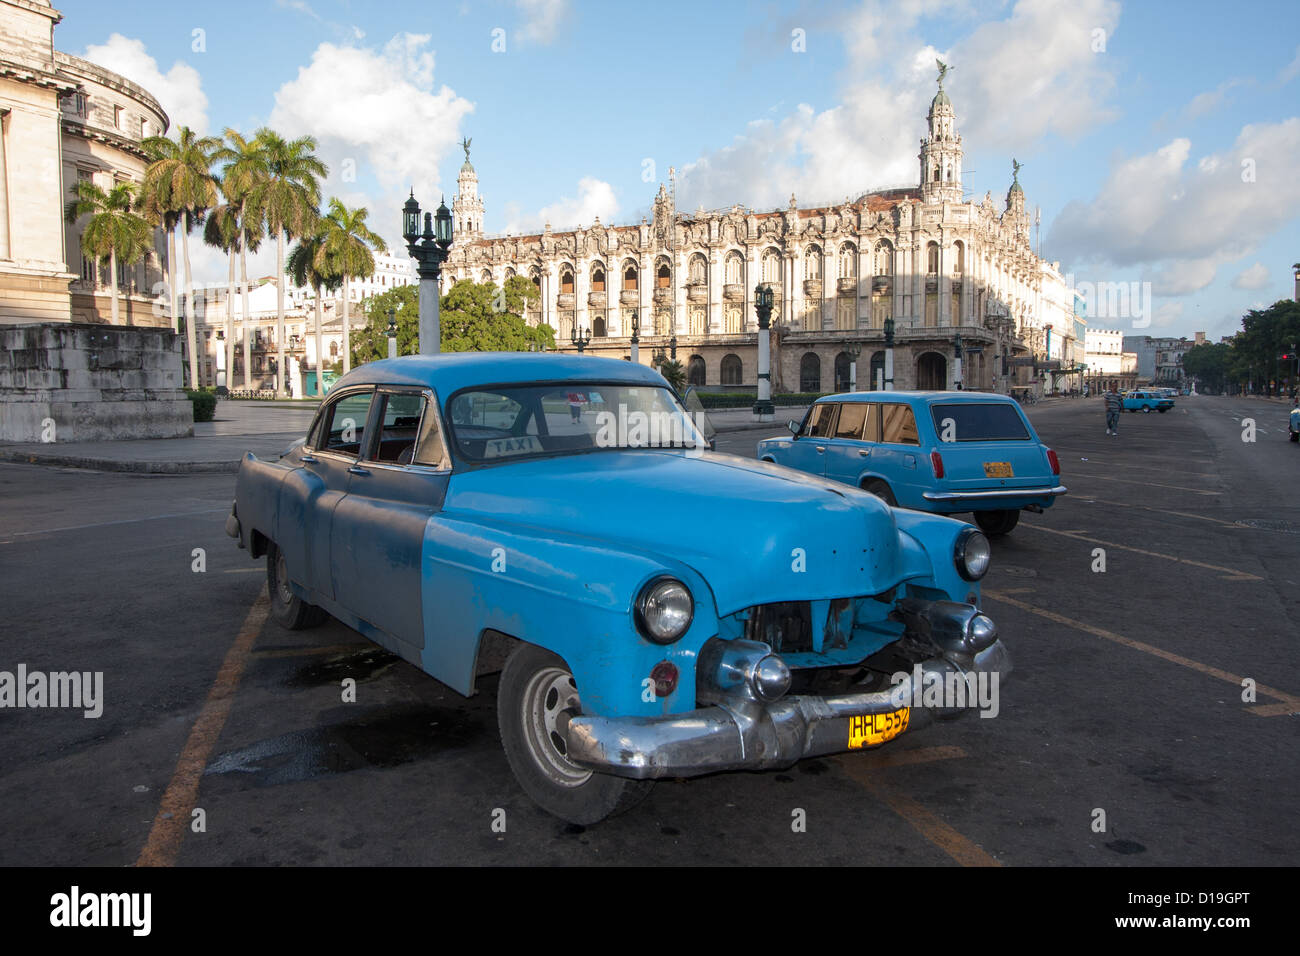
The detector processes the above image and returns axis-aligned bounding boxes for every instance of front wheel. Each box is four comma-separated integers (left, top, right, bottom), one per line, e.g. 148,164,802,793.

974,509,1020,536
1141,406,1151,413
498,644,653,825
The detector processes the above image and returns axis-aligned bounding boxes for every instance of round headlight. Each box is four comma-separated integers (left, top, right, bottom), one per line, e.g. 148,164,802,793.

636,578,694,644
753,654,791,701
966,613,997,651
955,528,991,581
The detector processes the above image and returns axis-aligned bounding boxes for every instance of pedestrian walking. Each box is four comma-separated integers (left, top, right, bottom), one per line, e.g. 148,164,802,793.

567,391,584,423
1104,384,1122,436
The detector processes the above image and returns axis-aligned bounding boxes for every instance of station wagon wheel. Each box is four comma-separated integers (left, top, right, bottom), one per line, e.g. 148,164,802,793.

265,541,327,630
498,644,653,825
974,509,1020,536
861,479,897,507
1142,406,1151,414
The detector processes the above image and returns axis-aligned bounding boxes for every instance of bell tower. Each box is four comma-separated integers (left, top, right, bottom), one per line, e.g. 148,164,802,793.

452,137,484,238
919,59,963,204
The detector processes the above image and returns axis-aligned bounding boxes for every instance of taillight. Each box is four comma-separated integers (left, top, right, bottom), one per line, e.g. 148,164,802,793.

930,450,945,478
1046,448,1060,475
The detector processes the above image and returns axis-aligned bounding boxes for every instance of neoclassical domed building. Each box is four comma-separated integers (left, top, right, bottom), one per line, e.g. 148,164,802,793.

0,0,169,327
446,68,1080,395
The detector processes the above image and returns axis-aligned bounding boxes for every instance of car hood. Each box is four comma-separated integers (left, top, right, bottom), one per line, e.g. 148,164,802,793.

442,449,909,614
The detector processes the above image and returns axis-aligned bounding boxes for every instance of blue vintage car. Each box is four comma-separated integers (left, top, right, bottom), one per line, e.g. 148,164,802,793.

227,355,1010,824
1122,390,1174,413
1289,404,1299,442
758,391,1065,536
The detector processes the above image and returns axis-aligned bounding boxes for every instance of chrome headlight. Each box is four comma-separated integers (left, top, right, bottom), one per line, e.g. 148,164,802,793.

635,577,694,644
955,528,991,581
753,654,791,701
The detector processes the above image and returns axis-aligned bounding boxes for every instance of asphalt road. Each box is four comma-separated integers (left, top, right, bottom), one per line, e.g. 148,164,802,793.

1,395,1296,866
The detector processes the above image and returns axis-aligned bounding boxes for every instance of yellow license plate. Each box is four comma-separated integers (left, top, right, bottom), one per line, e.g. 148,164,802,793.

847,708,910,749
983,462,1014,478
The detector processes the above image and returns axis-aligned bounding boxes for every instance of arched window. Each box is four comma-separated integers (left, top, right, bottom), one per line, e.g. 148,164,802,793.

762,249,781,283
530,266,541,289
505,268,516,282
834,352,851,392
593,317,607,337
689,254,707,284
926,242,939,275
725,251,743,285
804,245,821,280
591,264,606,292
800,353,821,392
560,267,574,295
481,269,492,283
874,240,893,276
687,355,706,386
623,262,638,291
724,306,742,333
868,351,885,390
720,353,742,385
656,263,671,288
839,243,857,279
954,241,965,274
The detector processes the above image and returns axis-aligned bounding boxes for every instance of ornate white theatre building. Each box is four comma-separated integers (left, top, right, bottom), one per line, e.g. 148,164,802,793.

446,75,1083,394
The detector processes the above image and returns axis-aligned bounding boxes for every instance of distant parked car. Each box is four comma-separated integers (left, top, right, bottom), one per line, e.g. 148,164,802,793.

757,391,1065,536
226,355,1011,824
1289,405,1299,442
1123,390,1174,413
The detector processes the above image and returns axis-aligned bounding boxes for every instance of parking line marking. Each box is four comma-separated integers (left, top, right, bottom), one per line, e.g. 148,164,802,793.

136,588,269,868
840,744,968,770
1067,472,1218,495
1070,496,1245,529
836,755,1000,867
983,590,1300,710
0,508,228,540
252,643,364,659
1247,703,1298,718
1018,525,1263,581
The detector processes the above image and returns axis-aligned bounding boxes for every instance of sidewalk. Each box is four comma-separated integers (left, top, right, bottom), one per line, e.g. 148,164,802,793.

0,398,808,474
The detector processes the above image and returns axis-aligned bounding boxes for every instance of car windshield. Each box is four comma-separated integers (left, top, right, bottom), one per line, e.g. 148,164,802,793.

446,382,707,463
930,403,1031,441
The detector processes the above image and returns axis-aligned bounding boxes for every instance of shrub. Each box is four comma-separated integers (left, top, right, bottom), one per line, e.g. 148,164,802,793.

187,389,217,422
692,391,823,409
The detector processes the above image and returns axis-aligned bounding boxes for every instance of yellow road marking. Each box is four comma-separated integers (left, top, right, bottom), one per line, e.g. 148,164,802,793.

1070,497,1244,529
841,744,968,770
1068,472,1217,495
1247,703,1298,718
836,751,1000,867
1018,525,1263,581
252,643,364,659
983,589,1300,711
136,588,269,867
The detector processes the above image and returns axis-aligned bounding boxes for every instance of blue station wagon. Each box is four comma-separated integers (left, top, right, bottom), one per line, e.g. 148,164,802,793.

758,391,1065,536
227,356,1011,824
1122,390,1174,413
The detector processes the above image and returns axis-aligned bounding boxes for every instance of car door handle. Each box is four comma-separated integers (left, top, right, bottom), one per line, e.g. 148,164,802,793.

815,446,825,453
348,465,370,476
300,454,318,464
858,449,871,457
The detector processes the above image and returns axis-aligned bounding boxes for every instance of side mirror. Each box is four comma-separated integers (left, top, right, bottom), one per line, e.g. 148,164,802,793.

787,419,801,436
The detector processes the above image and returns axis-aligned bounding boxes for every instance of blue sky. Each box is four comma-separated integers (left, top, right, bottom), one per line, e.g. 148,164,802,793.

55,0,1300,340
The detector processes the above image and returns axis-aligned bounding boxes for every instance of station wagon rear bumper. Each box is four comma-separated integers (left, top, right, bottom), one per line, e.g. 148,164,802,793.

564,638,1011,780
922,484,1066,502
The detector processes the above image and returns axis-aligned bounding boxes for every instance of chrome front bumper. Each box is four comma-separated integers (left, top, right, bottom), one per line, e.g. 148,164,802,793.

565,637,1011,780
923,485,1066,502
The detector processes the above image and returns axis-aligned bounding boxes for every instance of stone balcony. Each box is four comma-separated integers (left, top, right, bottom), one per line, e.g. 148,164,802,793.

686,283,708,303
723,283,745,300
557,292,575,310
619,290,639,306
803,279,822,297
836,277,858,296
588,291,607,309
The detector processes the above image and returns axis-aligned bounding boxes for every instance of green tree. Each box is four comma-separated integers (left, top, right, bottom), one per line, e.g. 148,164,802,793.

318,198,386,375
351,285,420,366
1181,342,1232,393
213,128,268,389
439,279,554,354
653,355,686,392
142,126,222,388
64,180,153,326
287,230,341,395
248,129,327,396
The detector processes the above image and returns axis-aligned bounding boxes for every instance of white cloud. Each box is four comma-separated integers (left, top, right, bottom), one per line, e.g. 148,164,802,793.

82,34,209,134
276,0,321,20
504,177,618,233
1051,119,1300,293
1151,301,1184,328
269,33,473,244
1280,45,1300,85
673,0,1122,212
516,0,570,46
1231,262,1272,290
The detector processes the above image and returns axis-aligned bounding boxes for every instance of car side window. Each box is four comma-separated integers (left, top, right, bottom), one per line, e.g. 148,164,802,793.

321,391,374,458
880,403,920,445
368,392,425,464
805,403,839,438
834,402,870,440
412,398,449,468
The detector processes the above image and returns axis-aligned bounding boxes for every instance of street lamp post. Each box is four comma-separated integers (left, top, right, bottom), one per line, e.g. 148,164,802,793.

629,310,640,364
883,316,895,391
844,342,861,392
669,332,677,361
386,308,398,360
753,283,775,420
402,190,453,355
953,333,964,390
571,325,591,354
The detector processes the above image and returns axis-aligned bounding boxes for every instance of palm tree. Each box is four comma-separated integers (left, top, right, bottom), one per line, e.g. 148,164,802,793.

142,127,221,388
318,198,387,374
64,180,153,326
213,129,267,389
287,231,340,396
138,144,182,337
248,129,327,397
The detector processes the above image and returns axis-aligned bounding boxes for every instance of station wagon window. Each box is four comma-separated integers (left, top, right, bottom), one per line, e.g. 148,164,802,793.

320,391,374,458
834,402,873,440
879,404,920,445
930,403,1030,441
804,403,838,438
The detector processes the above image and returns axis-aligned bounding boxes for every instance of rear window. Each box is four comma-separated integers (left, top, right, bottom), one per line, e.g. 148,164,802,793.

930,403,1031,442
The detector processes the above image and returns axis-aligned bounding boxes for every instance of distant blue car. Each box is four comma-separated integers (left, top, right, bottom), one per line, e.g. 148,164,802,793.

1122,390,1174,413
1289,405,1299,442
228,356,1010,824
758,391,1066,536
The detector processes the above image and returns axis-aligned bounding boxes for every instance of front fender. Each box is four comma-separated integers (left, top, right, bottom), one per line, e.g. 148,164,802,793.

420,514,719,718
890,509,981,605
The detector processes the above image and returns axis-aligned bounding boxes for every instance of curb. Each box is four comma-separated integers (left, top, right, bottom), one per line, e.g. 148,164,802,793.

0,448,238,475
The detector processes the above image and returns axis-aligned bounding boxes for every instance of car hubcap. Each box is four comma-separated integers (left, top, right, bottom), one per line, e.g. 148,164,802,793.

521,667,592,787
275,550,292,606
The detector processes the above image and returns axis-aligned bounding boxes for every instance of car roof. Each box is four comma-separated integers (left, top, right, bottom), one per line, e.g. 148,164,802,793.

328,352,666,397
816,390,1017,405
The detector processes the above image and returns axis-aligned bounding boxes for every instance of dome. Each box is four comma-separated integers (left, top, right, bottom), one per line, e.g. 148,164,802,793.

1008,179,1023,195
929,88,951,112
460,158,475,174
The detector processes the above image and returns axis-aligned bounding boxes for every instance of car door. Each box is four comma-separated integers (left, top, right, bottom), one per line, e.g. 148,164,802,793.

329,387,451,650
783,402,839,476
823,400,880,486
277,386,375,602
872,402,924,507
